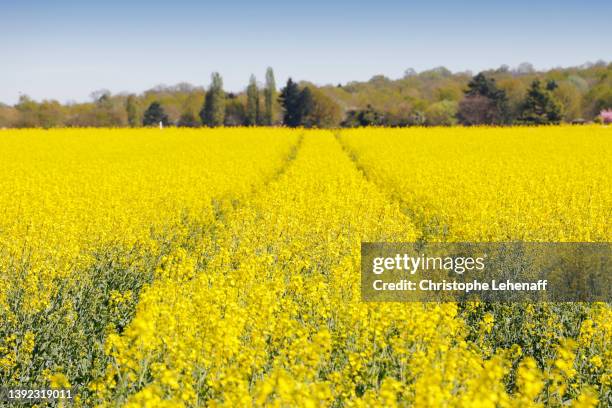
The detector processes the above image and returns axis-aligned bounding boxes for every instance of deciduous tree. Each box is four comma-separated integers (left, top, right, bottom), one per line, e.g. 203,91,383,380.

200,72,225,127
126,95,140,127
177,111,199,127
246,75,260,126
264,67,276,125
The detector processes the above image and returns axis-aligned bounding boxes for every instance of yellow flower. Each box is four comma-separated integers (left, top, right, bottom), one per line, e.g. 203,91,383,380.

0,126,609,406
47,372,71,389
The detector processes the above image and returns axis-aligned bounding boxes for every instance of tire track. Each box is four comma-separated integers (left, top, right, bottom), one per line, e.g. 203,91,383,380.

89,131,305,405
333,130,451,242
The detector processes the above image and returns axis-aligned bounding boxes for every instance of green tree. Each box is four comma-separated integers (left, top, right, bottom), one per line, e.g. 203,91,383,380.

407,110,426,126
306,88,342,128
200,72,225,127
126,95,139,127
518,80,562,125
91,91,126,127
245,75,260,126
584,75,612,118
224,97,247,126
0,104,19,128
178,92,203,127
15,95,40,127
177,112,199,127
297,87,316,127
458,73,509,125
425,100,458,126
264,67,276,125
142,101,169,126
342,105,384,127
553,81,583,121
498,77,528,119
279,78,301,127
38,100,65,128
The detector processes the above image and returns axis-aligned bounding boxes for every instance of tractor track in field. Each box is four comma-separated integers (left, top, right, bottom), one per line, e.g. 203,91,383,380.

2,133,308,402
333,130,450,242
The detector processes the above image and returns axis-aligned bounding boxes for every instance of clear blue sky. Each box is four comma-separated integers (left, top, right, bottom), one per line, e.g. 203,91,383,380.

1,0,610,105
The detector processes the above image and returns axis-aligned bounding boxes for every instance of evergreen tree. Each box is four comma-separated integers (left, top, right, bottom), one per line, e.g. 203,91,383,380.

142,101,169,126
458,72,509,125
279,78,301,127
200,72,225,127
264,67,276,125
126,94,139,127
465,73,503,99
246,74,260,126
518,80,562,125
298,86,315,127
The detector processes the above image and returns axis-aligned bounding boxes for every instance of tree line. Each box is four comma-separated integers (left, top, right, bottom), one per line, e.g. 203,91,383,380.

1,62,611,128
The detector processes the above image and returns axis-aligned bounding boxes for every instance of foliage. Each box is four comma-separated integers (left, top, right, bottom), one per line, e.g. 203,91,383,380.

0,104,18,127
553,81,583,121
342,105,385,127
279,78,302,126
91,92,127,127
457,95,501,126
264,67,277,125
307,87,343,128
297,86,315,127
142,101,169,127
457,73,509,125
426,99,458,126
177,112,199,127
126,95,140,127
2,63,610,128
279,82,342,128
585,75,612,118
223,97,247,126
200,72,225,127
245,75,260,126
518,80,562,125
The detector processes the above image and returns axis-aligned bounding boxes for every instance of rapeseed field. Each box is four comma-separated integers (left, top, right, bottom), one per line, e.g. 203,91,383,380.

0,126,609,407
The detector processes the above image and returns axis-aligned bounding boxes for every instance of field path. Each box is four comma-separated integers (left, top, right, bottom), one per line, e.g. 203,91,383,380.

335,130,449,241
97,131,430,406
0,128,304,404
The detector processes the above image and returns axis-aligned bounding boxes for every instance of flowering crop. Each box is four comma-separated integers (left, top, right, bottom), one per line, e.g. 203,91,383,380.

0,126,610,407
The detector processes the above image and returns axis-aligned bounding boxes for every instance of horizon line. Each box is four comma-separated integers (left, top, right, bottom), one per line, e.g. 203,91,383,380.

3,59,609,106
